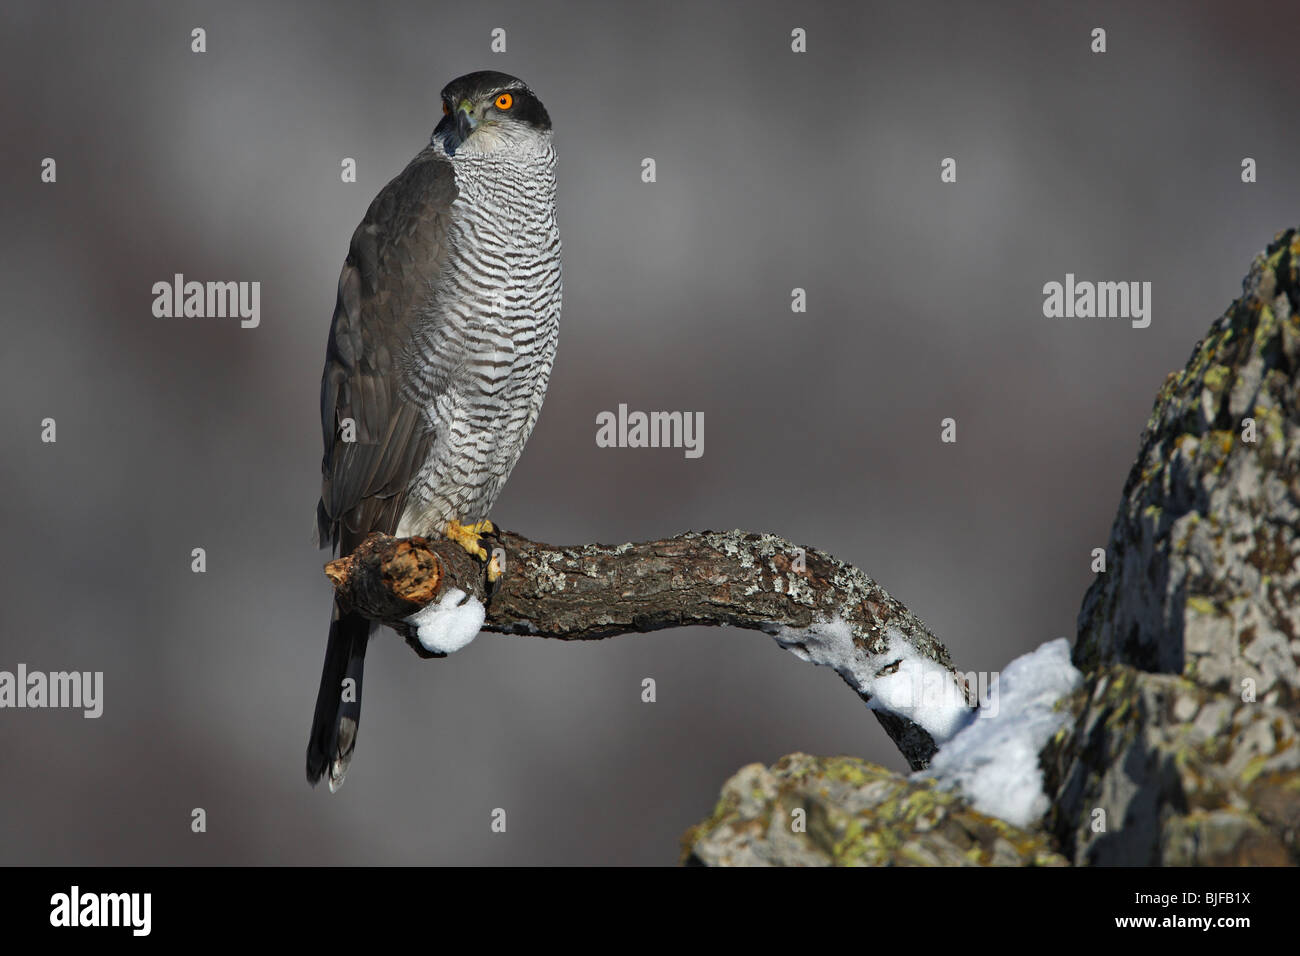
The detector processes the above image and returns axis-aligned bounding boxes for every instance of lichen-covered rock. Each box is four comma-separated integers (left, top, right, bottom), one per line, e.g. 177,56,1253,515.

1044,665,1299,865
684,230,1300,866
1075,228,1300,711
681,753,1066,866
1049,229,1300,865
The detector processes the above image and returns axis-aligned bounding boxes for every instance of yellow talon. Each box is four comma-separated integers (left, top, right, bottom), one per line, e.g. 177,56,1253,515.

444,519,494,560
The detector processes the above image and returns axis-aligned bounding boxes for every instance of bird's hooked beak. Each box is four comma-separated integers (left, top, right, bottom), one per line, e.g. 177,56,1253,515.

434,99,478,155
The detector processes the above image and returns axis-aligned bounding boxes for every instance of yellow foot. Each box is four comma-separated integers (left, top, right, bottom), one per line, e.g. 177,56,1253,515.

444,519,494,561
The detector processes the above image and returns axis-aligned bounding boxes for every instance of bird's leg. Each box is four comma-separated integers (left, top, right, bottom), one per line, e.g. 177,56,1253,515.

443,518,495,561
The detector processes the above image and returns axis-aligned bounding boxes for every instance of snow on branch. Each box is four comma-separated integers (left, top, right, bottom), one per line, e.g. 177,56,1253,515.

324,529,974,770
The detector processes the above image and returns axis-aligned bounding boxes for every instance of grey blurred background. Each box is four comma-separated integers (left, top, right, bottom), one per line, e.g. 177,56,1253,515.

1,0,1296,865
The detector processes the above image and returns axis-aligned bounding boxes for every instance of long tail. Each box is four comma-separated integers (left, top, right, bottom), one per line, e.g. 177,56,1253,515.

306,604,374,791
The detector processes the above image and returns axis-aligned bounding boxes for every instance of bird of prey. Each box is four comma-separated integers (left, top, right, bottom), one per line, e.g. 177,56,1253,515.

307,71,561,790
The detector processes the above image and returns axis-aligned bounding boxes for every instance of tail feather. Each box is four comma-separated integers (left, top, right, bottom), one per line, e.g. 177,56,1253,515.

306,605,373,789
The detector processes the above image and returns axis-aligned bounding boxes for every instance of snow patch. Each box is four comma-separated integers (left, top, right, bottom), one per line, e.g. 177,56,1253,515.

771,617,973,744
405,588,485,654
866,634,975,743
919,638,1082,827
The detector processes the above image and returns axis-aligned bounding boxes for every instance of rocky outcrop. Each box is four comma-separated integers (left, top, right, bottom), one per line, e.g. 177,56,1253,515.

1073,228,1300,704
682,754,1065,866
1047,229,1300,864
1044,665,1299,865
683,229,1300,866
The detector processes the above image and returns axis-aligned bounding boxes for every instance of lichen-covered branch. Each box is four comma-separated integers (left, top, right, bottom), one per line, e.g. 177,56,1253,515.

325,528,971,769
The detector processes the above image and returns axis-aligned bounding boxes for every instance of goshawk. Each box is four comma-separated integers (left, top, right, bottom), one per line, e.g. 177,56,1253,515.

307,71,561,790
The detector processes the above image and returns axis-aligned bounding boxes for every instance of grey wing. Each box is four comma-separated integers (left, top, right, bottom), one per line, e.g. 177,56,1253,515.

316,148,458,556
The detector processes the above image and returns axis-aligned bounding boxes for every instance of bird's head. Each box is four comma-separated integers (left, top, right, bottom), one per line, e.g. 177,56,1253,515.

433,71,552,157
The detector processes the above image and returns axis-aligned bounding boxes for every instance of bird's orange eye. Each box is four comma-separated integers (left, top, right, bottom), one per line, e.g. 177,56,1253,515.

495,93,513,110
442,102,450,115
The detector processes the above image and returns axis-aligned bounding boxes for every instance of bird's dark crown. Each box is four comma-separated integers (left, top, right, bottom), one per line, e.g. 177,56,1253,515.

440,70,551,132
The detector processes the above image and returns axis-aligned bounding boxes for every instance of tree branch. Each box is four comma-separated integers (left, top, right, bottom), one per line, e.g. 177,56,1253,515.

325,529,972,770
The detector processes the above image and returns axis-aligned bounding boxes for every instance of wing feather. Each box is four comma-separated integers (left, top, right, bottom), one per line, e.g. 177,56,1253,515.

317,148,457,555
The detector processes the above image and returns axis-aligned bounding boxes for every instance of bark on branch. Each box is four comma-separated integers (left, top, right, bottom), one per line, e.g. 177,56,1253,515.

325,529,971,770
